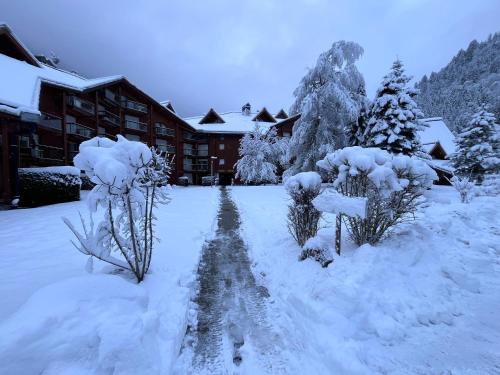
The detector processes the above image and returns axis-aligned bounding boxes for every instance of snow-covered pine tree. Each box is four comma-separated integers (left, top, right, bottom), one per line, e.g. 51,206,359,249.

451,108,500,183
366,59,425,155
234,124,277,184
347,86,370,146
286,41,366,176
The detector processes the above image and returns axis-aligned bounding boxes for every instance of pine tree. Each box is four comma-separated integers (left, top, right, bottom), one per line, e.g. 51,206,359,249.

347,87,370,146
451,108,500,183
286,41,366,176
366,59,425,155
234,124,277,184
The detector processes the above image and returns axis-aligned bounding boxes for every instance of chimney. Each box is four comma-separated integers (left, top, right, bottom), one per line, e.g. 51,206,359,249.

242,102,251,116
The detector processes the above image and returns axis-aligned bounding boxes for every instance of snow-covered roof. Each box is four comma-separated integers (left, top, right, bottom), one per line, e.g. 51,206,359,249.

185,109,280,134
419,117,456,156
0,52,123,117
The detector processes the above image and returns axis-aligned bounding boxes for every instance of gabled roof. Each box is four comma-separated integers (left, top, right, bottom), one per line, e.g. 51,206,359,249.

252,107,276,123
275,109,288,119
0,23,40,67
160,100,176,113
185,108,279,134
419,117,456,156
199,108,225,124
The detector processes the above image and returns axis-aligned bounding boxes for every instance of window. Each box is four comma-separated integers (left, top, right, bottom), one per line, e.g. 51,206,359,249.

219,143,225,150
219,159,225,166
19,136,30,148
283,132,291,138
219,135,225,141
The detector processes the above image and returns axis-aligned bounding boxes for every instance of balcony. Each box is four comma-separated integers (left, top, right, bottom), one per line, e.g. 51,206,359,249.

99,109,120,127
39,112,62,131
183,163,208,172
183,148,208,157
103,89,119,105
67,96,95,115
66,122,95,139
155,123,175,137
121,98,148,113
157,144,176,154
34,144,65,161
125,119,147,132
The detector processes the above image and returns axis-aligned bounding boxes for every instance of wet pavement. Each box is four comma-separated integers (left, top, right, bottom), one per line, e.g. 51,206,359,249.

175,187,283,374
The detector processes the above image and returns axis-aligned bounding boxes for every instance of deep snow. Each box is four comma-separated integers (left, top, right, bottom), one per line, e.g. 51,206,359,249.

232,185,500,374
1,184,499,374
0,186,219,374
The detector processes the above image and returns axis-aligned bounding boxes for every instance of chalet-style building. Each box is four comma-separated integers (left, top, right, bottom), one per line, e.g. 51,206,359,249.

0,24,297,202
184,105,298,185
419,117,456,184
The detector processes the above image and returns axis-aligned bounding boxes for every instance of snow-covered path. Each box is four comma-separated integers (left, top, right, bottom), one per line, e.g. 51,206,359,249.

175,187,288,374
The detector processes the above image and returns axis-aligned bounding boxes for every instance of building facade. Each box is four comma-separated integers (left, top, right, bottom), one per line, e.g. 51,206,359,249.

0,24,297,202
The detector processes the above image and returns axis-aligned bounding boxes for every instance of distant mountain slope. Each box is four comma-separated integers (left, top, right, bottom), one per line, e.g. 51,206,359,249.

415,32,500,132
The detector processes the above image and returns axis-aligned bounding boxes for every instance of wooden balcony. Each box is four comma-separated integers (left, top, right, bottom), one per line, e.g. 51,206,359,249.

183,163,209,172
125,119,147,132
67,95,95,115
121,98,148,113
66,122,95,138
98,109,120,127
157,144,176,154
38,112,62,131
155,123,175,137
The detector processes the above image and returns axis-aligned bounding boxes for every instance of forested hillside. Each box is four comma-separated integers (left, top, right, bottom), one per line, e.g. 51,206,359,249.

416,33,500,132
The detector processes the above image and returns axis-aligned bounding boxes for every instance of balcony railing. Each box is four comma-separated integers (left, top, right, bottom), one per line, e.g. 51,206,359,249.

34,144,65,161
157,144,176,154
125,119,147,132
103,89,119,105
183,163,209,172
39,112,62,131
99,109,120,127
155,124,175,137
183,148,208,157
66,122,95,138
67,95,95,115
121,98,148,113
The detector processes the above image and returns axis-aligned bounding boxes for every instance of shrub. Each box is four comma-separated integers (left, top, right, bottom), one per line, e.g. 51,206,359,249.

80,173,95,190
285,172,322,247
448,176,475,203
317,146,437,246
301,234,333,268
64,137,171,283
19,166,81,207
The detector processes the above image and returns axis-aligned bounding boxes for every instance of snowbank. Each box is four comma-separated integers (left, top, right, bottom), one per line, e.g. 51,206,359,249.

232,185,500,373
0,186,219,374
19,166,80,176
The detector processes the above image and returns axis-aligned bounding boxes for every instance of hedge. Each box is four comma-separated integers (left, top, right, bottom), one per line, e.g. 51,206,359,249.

19,166,81,207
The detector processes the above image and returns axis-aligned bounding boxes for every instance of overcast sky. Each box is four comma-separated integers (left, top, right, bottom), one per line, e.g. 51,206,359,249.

1,0,499,117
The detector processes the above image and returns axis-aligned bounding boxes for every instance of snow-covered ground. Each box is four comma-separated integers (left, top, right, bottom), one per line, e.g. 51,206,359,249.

1,184,499,374
232,185,500,374
0,186,219,375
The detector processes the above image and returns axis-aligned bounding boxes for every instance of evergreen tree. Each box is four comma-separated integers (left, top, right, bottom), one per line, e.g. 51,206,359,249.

451,108,500,183
234,124,277,184
365,59,425,155
286,41,366,176
347,86,370,146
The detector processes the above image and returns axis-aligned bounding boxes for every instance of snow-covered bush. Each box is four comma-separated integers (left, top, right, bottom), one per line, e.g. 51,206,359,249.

80,173,95,190
317,146,437,245
64,136,171,283
235,124,277,184
301,234,333,268
285,172,322,247
451,108,500,184
19,166,81,207
448,176,475,203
